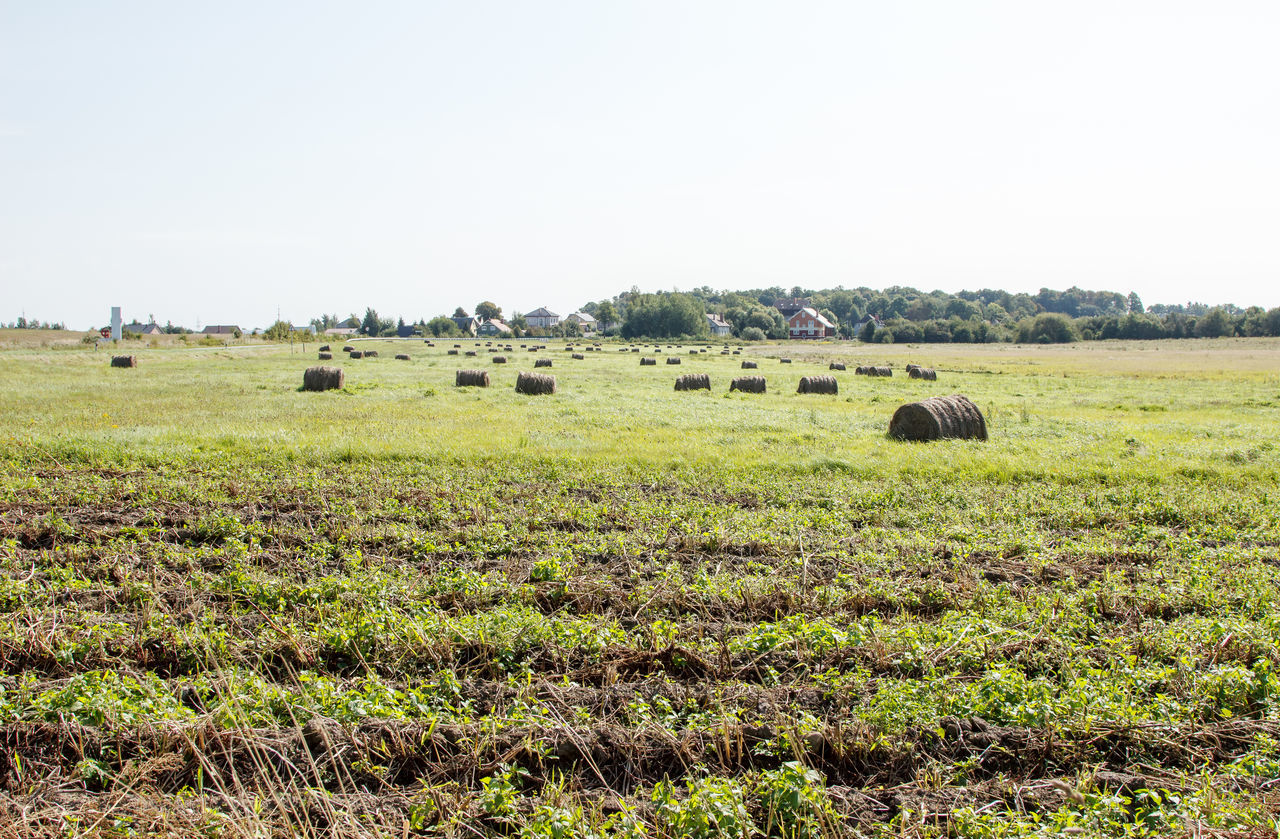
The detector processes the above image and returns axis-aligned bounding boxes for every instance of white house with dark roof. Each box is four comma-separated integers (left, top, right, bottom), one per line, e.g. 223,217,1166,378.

706,313,732,337
524,307,560,330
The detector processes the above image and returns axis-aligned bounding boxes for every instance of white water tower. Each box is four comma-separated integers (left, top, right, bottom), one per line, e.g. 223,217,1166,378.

110,307,122,342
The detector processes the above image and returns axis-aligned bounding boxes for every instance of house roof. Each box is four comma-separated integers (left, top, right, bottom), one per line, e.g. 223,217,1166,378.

788,308,835,328
706,313,730,326
525,307,559,319
565,311,596,322
324,327,359,335
479,319,513,333
201,325,240,334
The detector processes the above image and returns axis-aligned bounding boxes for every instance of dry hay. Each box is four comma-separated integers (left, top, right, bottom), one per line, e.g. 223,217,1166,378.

741,360,758,369
110,355,137,368
349,351,364,359
302,365,344,392
909,367,937,380
364,350,379,358
797,375,838,395
780,358,792,364
689,349,699,355
674,373,711,391
455,369,490,388
319,344,330,352
732,350,741,355
640,357,657,366
488,348,499,353
666,356,682,365
889,394,988,441
855,366,868,375
720,350,730,355
572,353,585,360
729,375,766,393
874,366,892,377
394,353,410,361
829,362,846,371
492,355,508,364
447,349,459,355
534,358,552,368
465,350,477,357
318,352,333,360
343,345,355,352
515,371,556,395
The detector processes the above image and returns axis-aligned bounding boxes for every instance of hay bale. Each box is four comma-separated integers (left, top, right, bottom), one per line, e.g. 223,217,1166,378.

465,350,477,357
730,375,766,393
515,371,556,395
732,350,741,355
780,358,792,364
364,350,379,358
720,350,730,355
874,366,891,377
318,352,333,360
319,344,330,352
674,373,711,391
689,350,698,355
797,375,838,395
908,367,937,380
855,366,867,375
889,395,987,441
829,362,846,371
572,353,585,360
447,349,459,355
303,366,344,392
342,345,354,353
906,364,921,373
349,351,364,359
666,356,683,365
455,369,490,388
110,355,137,368
640,357,657,366
741,360,758,369
488,348,498,353
534,358,552,368
493,355,508,364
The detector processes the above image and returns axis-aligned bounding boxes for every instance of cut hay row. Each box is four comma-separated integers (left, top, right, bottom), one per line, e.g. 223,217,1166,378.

455,369,490,388
729,376,766,393
889,394,988,441
674,373,711,391
302,366,344,392
534,358,552,368
110,355,137,368
797,375,838,395
515,371,556,395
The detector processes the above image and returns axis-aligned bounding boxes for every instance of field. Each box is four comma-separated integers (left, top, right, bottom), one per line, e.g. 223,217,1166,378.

1,333,1278,838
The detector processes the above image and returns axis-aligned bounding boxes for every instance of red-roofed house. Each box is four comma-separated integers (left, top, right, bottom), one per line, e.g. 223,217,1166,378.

787,308,835,340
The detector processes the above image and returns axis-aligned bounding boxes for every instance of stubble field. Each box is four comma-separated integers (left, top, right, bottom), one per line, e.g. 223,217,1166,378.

1,333,1278,838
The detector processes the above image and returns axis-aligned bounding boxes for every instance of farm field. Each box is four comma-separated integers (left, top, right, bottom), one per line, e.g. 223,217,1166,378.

1,335,1279,838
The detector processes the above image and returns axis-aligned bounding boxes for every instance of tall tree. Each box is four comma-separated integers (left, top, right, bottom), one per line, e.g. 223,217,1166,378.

476,301,502,321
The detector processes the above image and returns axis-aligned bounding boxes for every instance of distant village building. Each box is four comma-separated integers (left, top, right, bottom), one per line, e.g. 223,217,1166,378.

563,312,597,334
787,307,835,340
524,307,560,330
201,325,241,336
773,298,810,319
851,314,881,339
324,327,359,336
477,319,513,336
706,313,732,337
123,321,162,336
451,311,481,335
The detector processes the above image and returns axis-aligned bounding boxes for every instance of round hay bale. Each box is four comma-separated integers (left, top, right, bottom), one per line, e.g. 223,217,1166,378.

303,365,344,392
908,367,937,380
465,350,477,357
855,366,867,375
455,369,490,388
110,355,137,368
572,353,585,360
674,373,711,391
829,362,846,371
493,355,508,364
488,348,498,353
640,357,657,366
447,349,459,355
874,366,891,377
720,350,730,355
780,358,792,364
534,358,552,368
666,356,682,365
318,352,333,360
689,349,699,355
395,353,411,361
319,344,330,352
349,351,364,359
732,350,741,355
741,360,758,369
889,395,988,442
906,364,921,373
797,375,838,395
730,375,766,393
453,344,461,348
515,371,556,395
364,350,378,358
342,345,354,353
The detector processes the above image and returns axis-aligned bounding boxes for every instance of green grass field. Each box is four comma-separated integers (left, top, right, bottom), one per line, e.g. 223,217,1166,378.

1,334,1278,837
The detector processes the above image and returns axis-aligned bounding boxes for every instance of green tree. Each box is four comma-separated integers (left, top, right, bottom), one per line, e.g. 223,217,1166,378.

1195,307,1232,338
360,308,380,336
1017,313,1079,343
620,293,709,339
476,301,502,321
594,301,617,329
264,320,292,341
427,316,459,337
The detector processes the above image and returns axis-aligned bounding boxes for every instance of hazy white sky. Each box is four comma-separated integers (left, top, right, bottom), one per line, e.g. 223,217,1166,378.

3,1,1278,329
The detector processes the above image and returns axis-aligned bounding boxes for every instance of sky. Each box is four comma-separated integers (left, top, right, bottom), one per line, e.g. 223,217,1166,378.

2,1,1278,330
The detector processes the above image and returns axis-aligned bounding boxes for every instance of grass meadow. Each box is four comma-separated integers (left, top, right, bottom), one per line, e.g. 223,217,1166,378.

1,332,1278,837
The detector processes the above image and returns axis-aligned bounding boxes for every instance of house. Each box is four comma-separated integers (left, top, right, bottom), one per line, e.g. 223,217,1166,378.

787,308,835,340
451,312,482,335
851,314,881,339
201,325,241,336
291,325,317,336
563,312,597,334
324,327,359,336
524,307,560,330
396,323,417,338
774,298,810,319
706,313,732,337
477,319,513,336
123,321,162,336
337,316,361,330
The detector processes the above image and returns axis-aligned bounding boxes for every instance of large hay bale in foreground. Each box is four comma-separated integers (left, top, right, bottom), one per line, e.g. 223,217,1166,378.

534,358,552,368
640,357,657,366
515,371,556,395
349,351,364,359
318,352,333,360
741,360,758,369
829,362,846,371
674,373,711,391
303,366,344,392
110,355,137,368
797,375,838,395
889,394,988,441
909,367,937,380
730,376,766,393
455,369,490,388
666,356,682,365
493,355,508,364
